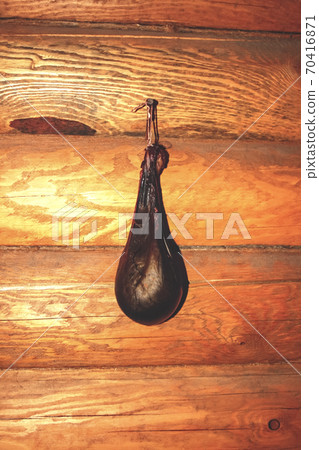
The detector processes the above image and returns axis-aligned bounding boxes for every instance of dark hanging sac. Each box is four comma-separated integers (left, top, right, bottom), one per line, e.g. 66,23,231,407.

115,99,189,326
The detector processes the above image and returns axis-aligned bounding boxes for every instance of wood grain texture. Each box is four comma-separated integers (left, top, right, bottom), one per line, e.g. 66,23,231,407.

0,283,300,322
0,1,301,32
0,364,300,419
0,365,300,449
0,136,300,246
0,314,301,368
0,26,300,139
0,245,300,285
0,247,300,368
0,10,301,450
0,422,301,450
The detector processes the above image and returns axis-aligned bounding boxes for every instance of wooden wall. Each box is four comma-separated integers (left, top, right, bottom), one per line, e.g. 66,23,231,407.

0,1,300,449
0,0,300,32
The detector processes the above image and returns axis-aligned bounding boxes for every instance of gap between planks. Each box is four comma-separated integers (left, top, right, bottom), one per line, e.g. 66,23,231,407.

0,21,302,39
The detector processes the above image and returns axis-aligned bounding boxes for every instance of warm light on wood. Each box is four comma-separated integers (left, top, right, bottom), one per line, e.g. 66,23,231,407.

0,247,300,368
0,136,300,246
0,25,300,140
0,1,300,32
0,8,300,448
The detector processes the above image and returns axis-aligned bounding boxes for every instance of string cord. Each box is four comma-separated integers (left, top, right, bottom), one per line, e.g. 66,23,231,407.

132,99,159,146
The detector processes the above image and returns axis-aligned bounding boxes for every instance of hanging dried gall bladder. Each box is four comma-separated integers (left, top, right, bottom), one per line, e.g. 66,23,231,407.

115,99,189,326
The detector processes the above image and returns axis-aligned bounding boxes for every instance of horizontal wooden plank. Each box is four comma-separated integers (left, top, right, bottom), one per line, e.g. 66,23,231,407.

0,136,300,246
0,0,301,32
0,317,301,368
0,247,300,368
0,365,300,419
0,246,300,286
0,422,301,450
0,365,300,448
0,29,300,139
0,283,300,322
